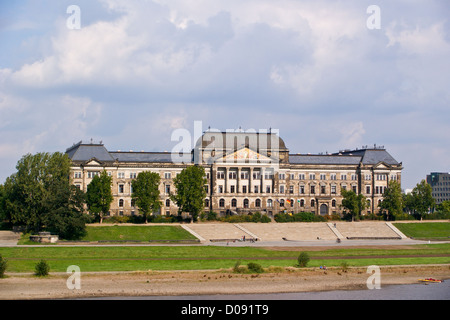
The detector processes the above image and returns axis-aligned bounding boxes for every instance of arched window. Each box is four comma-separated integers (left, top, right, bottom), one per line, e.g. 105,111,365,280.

311,199,315,207
332,199,336,207
243,199,249,208
119,199,124,207
290,199,294,207
219,198,225,208
165,199,170,207
255,199,261,208
205,198,209,207
280,199,285,207
267,199,273,207
300,199,305,207
231,199,237,207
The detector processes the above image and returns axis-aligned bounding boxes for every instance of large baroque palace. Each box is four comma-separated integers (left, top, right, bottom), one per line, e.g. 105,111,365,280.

67,130,402,218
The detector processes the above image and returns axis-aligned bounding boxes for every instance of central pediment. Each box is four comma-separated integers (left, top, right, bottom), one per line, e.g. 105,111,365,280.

215,147,273,163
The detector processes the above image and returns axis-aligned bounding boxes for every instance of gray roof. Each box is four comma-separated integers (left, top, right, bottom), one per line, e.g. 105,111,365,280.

289,155,362,165
195,131,288,150
335,149,399,165
109,152,192,164
66,143,115,162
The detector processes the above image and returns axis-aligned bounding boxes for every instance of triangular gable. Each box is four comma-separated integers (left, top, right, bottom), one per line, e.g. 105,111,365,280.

85,158,102,166
216,147,273,163
374,161,391,169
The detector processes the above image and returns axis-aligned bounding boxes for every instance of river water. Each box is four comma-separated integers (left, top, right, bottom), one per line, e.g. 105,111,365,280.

100,281,449,300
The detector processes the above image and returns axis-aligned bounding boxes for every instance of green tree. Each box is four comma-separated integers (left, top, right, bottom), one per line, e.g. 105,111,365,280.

380,180,404,220
4,152,77,233
86,170,113,224
340,189,367,221
131,171,161,223
45,179,88,240
436,200,450,215
410,180,435,220
171,166,207,222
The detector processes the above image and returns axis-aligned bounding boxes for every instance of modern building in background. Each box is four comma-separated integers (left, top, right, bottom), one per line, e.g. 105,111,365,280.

426,172,450,204
66,130,403,218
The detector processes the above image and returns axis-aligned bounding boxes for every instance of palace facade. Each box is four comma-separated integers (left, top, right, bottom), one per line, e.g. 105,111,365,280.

67,130,403,218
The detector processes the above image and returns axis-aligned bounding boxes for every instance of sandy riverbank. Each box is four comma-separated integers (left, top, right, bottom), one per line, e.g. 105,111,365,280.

1,265,449,300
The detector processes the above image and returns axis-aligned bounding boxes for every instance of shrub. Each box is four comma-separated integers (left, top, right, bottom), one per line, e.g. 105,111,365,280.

0,254,7,278
297,252,310,267
35,260,50,277
247,262,264,273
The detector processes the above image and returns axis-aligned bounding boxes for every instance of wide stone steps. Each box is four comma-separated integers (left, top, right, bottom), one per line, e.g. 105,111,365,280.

183,221,406,242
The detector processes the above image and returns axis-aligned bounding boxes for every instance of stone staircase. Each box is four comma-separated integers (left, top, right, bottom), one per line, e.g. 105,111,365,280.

182,221,407,242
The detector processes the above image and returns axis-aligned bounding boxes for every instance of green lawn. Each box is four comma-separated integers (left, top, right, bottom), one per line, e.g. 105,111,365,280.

393,222,450,240
1,243,449,273
81,225,197,242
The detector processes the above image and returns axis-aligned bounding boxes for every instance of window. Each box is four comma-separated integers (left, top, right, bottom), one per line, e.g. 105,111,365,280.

332,199,336,207
131,199,135,207
320,174,326,180
311,199,315,207
204,199,209,207
321,185,326,194
229,172,237,179
243,199,249,208
267,199,273,207
280,185,285,193
118,184,124,193
280,199,285,207
242,185,247,193
266,186,271,193
130,172,137,179
289,186,294,194
241,171,249,179
265,171,274,179
74,172,82,178
218,185,224,193
299,174,305,180
330,174,337,180
165,184,170,194
352,185,357,193
88,171,99,179
365,174,371,180
341,174,347,180
254,185,259,193
117,172,125,179
300,199,305,207
217,172,225,179
299,185,305,194
165,199,170,207
331,185,337,194
309,173,316,180
219,199,225,207
366,186,371,194
255,199,261,207
351,174,357,181
119,199,124,207
279,173,285,180
231,199,237,207
310,185,315,194
290,174,295,180
289,199,294,207
253,171,261,179
164,172,171,179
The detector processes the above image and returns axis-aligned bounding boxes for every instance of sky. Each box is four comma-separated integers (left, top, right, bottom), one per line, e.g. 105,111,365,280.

0,0,449,190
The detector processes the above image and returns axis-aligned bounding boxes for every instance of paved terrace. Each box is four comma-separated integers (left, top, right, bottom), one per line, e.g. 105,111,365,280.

183,221,407,243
